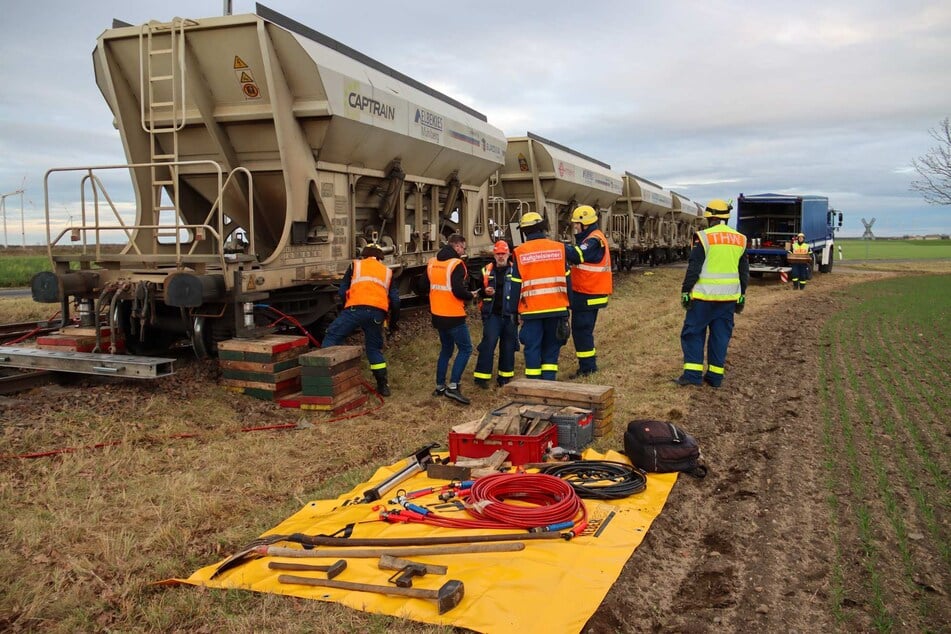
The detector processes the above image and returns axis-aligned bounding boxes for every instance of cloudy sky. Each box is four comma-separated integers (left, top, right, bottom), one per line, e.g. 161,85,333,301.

1,0,949,244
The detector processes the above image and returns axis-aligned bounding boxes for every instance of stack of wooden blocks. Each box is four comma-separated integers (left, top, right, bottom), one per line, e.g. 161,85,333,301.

502,379,615,437
282,345,368,413
37,326,125,353
218,334,309,401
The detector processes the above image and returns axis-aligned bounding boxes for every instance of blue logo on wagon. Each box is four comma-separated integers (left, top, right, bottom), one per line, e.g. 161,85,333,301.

414,108,443,132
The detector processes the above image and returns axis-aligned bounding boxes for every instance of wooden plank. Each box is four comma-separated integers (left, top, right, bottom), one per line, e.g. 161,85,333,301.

220,376,301,392
299,346,363,367
217,334,310,355
300,372,364,396
299,365,361,388
218,358,300,373
221,366,301,383
299,358,361,377
296,385,363,406
217,345,309,364
502,379,614,406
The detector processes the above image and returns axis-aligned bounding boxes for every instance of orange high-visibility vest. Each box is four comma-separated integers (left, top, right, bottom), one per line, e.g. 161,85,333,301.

571,229,613,296
427,257,467,317
345,258,392,311
513,239,569,316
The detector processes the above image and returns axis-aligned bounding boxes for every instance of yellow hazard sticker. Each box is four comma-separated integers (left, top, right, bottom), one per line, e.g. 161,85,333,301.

246,276,256,290
239,70,254,83
233,55,249,69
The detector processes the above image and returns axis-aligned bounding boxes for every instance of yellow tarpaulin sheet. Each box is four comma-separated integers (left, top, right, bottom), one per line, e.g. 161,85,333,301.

173,449,677,633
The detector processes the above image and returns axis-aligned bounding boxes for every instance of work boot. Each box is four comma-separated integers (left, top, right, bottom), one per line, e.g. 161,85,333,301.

372,369,391,397
444,383,470,405
432,385,446,398
474,378,490,389
672,375,701,387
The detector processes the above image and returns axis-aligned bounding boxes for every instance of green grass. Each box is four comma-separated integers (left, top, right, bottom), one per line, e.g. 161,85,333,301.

0,255,51,287
837,238,951,261
819,275,951,631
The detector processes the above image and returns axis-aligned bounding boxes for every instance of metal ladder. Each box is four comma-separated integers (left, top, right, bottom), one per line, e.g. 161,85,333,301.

140,19,191,238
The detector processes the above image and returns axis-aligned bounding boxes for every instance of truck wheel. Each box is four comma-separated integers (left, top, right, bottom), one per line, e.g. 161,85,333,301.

819,258,833,274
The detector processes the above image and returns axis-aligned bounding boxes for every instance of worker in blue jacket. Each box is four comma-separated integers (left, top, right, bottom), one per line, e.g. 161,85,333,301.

473,240,518,388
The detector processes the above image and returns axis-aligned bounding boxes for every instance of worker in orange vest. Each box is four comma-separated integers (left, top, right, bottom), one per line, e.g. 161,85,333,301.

321,244,400,396
505,212,571,381
428,234,478,404
566,205,612,378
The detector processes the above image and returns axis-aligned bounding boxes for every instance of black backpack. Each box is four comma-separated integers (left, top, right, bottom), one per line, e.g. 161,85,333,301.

623,420,708,478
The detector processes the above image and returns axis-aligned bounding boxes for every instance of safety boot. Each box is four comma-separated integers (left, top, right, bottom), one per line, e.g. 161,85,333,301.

444,383,470,405
372,369,391,397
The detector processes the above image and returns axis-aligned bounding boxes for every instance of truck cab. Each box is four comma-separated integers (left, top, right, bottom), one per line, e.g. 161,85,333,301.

735,193,842,275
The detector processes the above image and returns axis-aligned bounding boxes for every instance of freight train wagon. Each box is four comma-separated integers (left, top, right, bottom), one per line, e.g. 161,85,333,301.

31,4,708,358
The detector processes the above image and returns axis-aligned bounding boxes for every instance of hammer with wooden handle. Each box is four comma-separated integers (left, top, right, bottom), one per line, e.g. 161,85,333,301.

378,554,447,576
278,574,464,615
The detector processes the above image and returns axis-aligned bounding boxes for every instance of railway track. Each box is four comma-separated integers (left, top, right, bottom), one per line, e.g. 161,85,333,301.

0,319,62,345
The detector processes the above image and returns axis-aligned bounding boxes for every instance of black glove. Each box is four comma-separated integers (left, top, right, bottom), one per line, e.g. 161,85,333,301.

681,292,692,310
735,294,746,314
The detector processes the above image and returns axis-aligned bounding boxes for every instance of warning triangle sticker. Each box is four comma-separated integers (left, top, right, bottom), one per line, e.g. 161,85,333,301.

233,56,249,69
239,71,253,83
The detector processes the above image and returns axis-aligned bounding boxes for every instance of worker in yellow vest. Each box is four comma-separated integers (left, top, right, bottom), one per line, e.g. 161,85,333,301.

674,199,749,388
428,234,478,404
790,232,811,290
321,244,400,396
566,205,612,378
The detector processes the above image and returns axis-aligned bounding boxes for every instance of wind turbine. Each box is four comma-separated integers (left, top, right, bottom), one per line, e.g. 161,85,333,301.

1,178,26,248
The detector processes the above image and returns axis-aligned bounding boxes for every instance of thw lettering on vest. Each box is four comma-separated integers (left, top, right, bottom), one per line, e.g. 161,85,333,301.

706,232,746,246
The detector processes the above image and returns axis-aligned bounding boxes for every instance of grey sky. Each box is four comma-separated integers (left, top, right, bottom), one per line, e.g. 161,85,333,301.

1,0,949,244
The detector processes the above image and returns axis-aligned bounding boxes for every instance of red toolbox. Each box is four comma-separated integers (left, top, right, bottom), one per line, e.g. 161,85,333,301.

448,424,558,465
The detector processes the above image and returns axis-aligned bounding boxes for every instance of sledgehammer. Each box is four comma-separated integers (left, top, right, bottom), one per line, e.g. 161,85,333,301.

278,574,464,614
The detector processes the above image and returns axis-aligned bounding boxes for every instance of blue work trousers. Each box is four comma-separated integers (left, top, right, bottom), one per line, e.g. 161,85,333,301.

571,309,600,373
519,317,564,380
791,263,809,289
680,300,735,387
436,322,472,386
474,314,518,384
322,306,386,369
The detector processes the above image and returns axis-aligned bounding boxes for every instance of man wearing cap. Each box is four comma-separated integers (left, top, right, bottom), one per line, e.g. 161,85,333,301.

505,212,572,381
789,232,811,290
321,244,400,397
473,241,517,388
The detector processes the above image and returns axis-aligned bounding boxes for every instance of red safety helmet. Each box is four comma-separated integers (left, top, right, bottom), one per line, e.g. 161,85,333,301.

493,240,510,255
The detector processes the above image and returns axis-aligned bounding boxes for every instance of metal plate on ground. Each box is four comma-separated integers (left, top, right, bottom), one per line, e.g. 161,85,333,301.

0,347,175,379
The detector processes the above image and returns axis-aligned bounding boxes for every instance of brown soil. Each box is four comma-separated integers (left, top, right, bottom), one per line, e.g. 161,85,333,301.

586,273,949,633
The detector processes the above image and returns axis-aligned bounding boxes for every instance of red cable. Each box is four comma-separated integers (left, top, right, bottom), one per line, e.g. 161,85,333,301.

391,472,586,531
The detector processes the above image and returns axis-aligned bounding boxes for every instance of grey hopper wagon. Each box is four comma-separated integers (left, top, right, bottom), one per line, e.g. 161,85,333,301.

491,132,623,245
33,4,505,356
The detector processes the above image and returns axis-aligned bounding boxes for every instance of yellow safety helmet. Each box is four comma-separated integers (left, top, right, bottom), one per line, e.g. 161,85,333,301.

519,211,544,229
704,199,733,219
570,205,598,226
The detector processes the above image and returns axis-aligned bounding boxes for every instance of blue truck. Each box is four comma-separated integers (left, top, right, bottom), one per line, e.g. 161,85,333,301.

735,193,843,275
